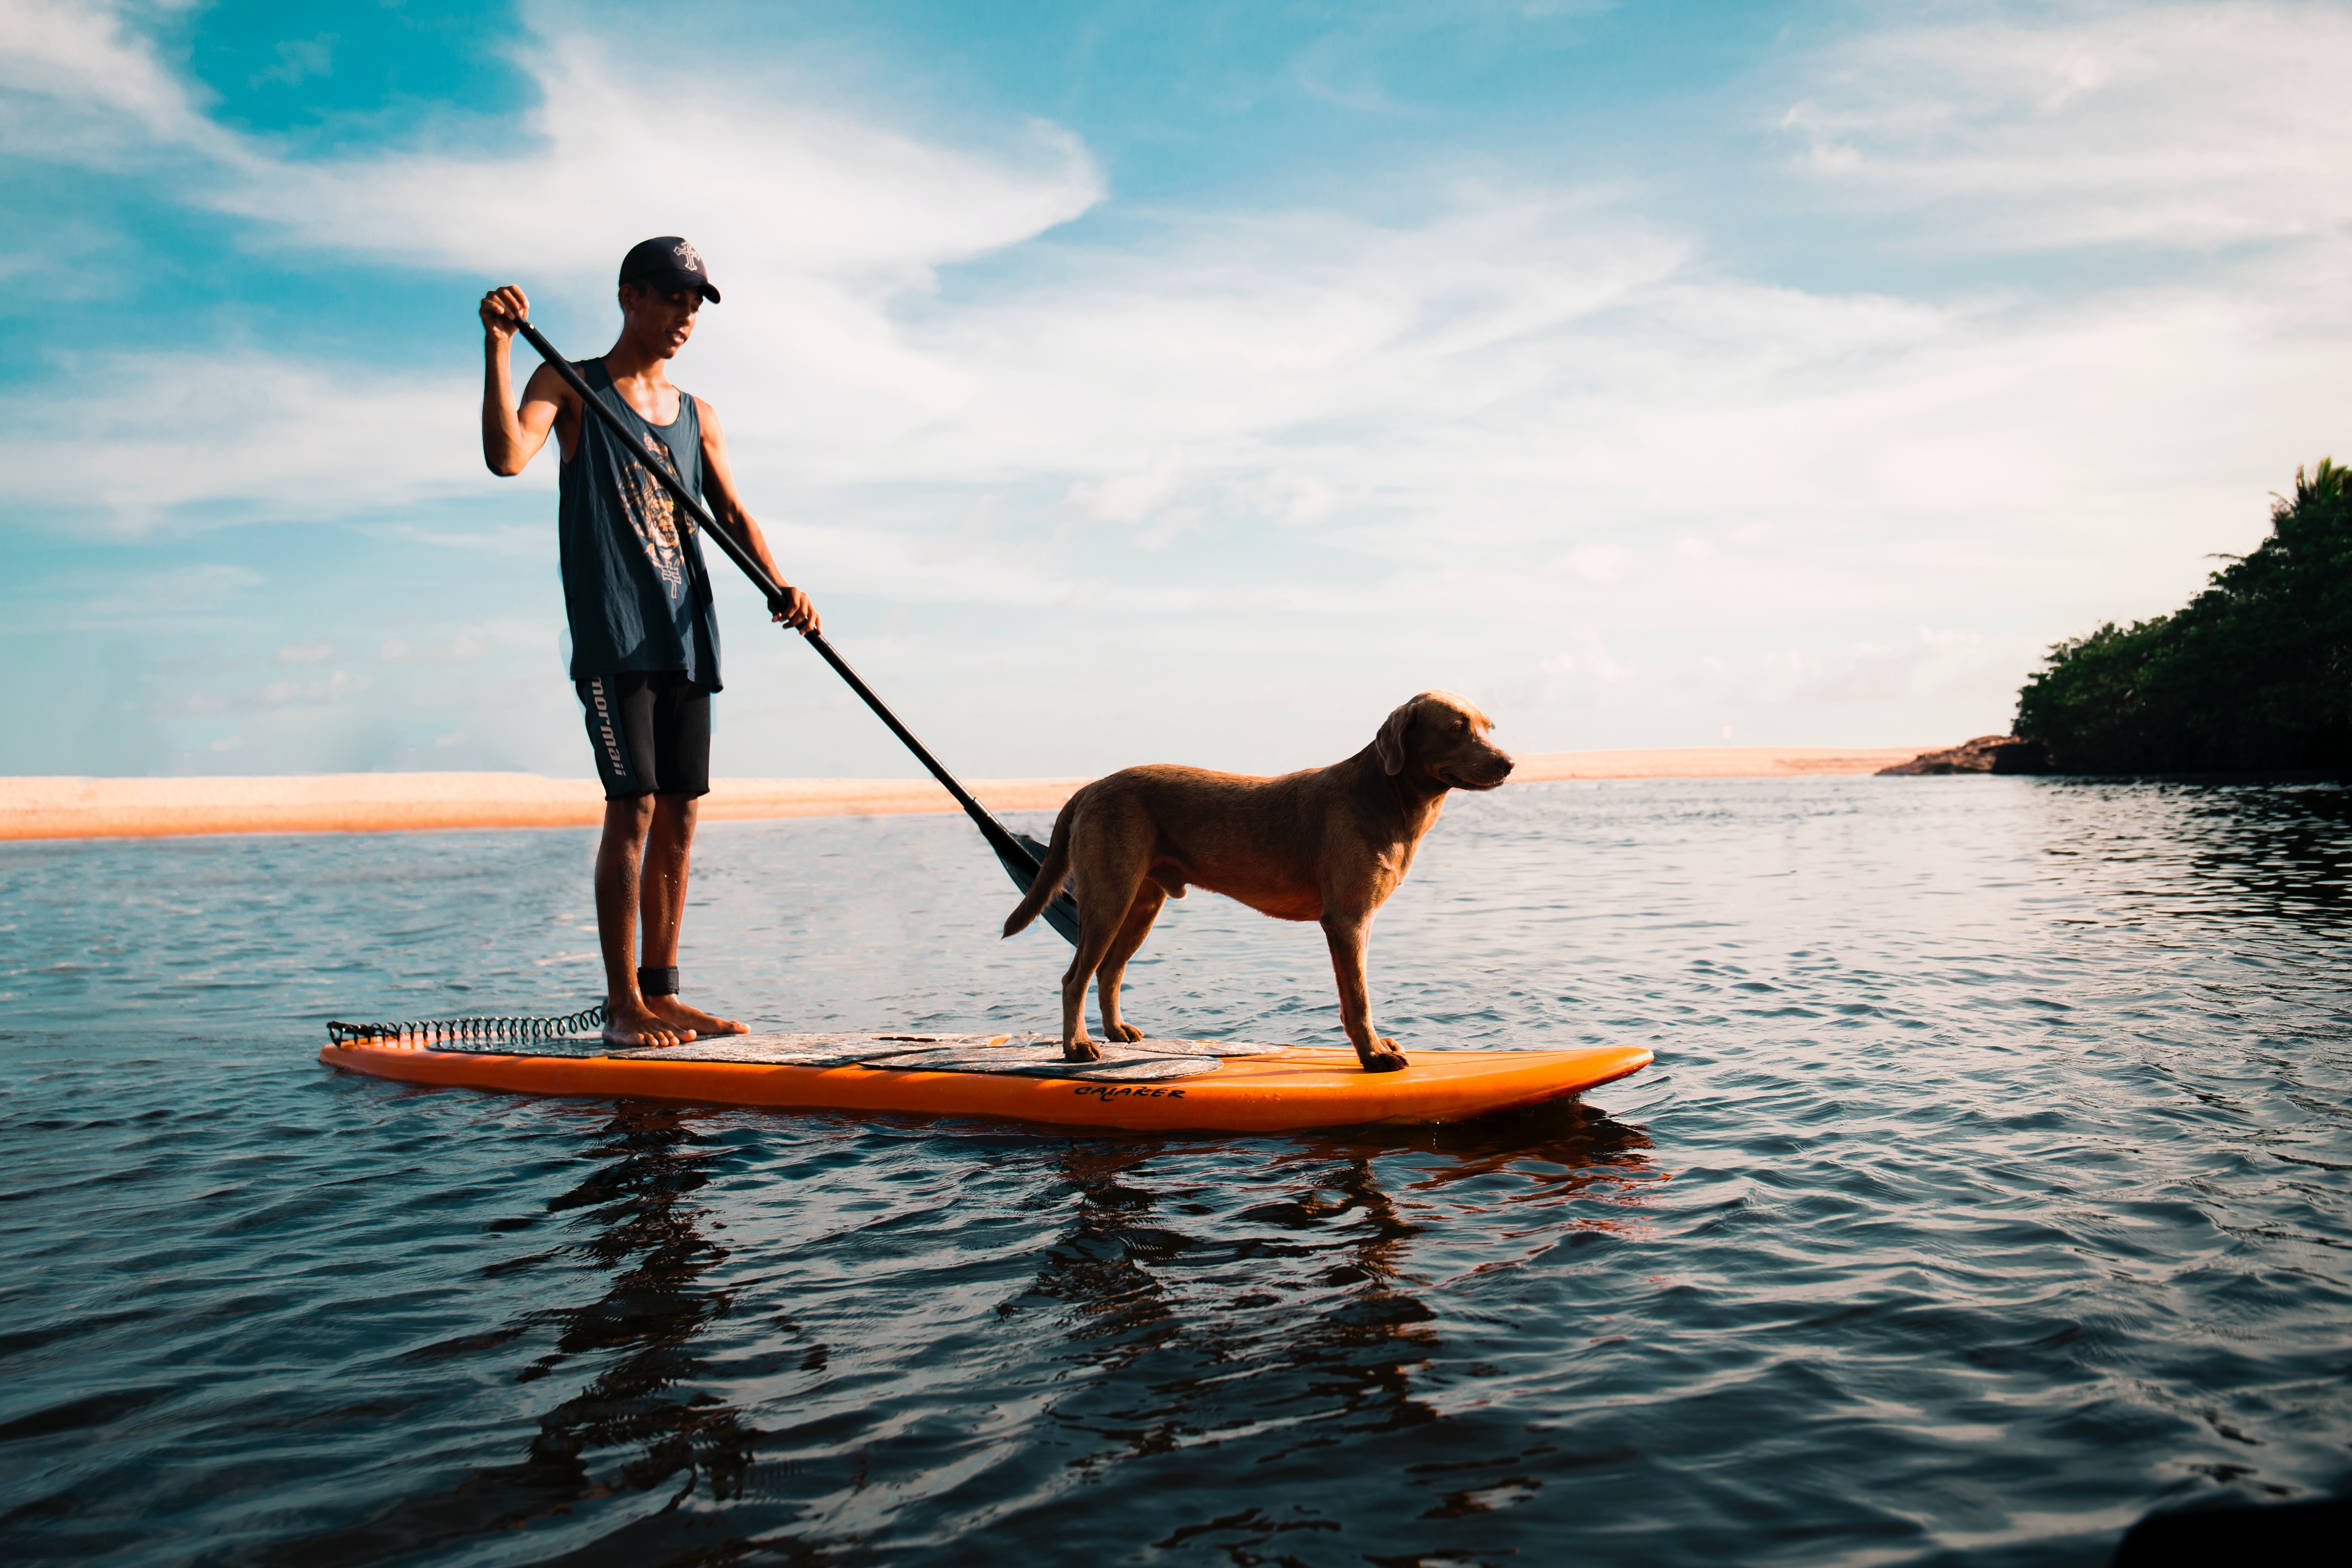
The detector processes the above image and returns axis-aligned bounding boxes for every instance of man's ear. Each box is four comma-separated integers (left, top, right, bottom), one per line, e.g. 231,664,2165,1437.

1373,699,1417,776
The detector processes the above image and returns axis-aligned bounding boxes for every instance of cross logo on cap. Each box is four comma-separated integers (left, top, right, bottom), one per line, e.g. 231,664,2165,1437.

619,236,720,302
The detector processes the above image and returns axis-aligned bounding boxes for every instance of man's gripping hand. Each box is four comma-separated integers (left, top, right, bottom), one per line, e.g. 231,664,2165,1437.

769,584,821,635
480,285,529,342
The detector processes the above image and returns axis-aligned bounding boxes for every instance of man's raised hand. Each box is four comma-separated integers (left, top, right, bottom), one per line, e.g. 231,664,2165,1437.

480,285,530,341
480,285,559,477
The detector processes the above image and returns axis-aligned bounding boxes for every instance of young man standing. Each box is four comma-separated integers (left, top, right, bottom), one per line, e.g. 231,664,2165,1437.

478,238,818,1049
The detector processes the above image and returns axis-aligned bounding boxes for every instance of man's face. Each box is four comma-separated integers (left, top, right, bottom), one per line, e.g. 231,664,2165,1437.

619,284,701,358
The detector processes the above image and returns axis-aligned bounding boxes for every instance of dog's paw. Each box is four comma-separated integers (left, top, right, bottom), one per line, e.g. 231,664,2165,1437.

1062,1038,1104,1063
1359,1038,1409,1073
1104,1023,1144,1044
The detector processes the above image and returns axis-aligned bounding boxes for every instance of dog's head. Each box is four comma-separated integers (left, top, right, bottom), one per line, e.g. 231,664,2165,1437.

1372,691,1514,791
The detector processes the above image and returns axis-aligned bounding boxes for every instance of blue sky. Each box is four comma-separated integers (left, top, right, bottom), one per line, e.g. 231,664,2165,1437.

4,0,2348,780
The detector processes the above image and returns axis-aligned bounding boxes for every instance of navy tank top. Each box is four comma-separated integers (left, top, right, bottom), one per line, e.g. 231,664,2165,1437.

557,359,722,688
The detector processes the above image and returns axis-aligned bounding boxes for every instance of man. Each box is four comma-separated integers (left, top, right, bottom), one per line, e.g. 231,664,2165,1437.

478,237,818,1049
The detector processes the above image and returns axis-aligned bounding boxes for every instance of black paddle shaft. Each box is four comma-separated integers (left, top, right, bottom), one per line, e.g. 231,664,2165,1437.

510,317,1079,944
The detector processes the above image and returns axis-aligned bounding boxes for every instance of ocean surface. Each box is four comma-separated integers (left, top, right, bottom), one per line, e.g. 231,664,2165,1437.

2,777,2348,1566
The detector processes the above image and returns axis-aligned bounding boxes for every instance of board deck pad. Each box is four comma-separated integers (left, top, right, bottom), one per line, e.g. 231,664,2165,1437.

858,1044,1220,1082
426,1031,1285,1080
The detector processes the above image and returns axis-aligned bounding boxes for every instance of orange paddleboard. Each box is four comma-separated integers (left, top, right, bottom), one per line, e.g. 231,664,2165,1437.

317,1031,1652,1133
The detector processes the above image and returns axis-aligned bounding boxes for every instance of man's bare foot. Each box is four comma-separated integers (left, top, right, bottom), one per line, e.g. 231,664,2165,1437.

1357,1036,1409,1073
647,996,747,1038
1062,1036,1103,1063
605,1001,691,1050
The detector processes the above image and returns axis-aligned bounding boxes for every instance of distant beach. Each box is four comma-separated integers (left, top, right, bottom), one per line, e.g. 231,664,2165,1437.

0,747,1926,841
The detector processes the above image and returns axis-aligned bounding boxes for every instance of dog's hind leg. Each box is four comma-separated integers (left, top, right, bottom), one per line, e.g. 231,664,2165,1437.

1058,797,1156,1061
1057,920,1119,1063
1093,883,1167,1044
1321,913,1408,1072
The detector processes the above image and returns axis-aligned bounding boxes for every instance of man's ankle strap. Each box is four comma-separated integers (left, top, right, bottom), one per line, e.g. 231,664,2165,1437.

637,965,680,997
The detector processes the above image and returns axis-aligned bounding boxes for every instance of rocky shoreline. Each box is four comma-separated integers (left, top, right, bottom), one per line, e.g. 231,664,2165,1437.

1876,736,2051,775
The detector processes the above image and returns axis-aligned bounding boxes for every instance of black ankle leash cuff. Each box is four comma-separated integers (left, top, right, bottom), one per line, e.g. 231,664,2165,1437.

637,965,680,997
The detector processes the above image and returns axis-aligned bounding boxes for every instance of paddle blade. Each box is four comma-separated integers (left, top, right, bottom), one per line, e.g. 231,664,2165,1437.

997,831,1080,946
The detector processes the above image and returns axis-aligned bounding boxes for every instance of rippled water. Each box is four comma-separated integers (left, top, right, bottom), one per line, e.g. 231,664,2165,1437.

4,778,2348,1566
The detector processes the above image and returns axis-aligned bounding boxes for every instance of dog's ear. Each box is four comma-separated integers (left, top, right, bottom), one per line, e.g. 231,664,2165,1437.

1374,698,1417,776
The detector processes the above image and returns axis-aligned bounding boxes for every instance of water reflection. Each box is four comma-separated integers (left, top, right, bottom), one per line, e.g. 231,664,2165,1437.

2173,785,2351,922
233,1093,1659,1566
1026,1100,1658,1519
1325,1098,1662,1195
499,1104,757,1511
255,1103,756,1564
2041,781,2352,930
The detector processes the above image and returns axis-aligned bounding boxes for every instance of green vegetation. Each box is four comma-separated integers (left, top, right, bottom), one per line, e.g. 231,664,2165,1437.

2015,458,2352,774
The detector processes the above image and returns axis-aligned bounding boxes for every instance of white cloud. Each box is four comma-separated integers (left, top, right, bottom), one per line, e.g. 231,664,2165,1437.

807,196,2342,641
9,1,2352,763
15,135,2346,674
0,15,1104,527
1781,1,2352,251
212,36,1100,287
378,633,496,664
0,7,1099,283
1537,631,1627,696
251,34,332,90
261,669,364,706
67,561,264,628
0,350,483,531
0,0,229,163
1067,452,1186,526
1515,625,2023,748
163,666,367,715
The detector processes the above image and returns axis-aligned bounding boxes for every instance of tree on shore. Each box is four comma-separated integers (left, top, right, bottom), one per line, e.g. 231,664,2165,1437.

2014,458,2351,774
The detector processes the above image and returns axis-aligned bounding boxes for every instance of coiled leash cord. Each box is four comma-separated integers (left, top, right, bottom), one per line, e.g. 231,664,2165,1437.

325,1002,607,1048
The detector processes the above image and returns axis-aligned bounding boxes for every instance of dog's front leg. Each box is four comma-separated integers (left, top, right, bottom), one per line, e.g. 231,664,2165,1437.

1320,914,1408,1072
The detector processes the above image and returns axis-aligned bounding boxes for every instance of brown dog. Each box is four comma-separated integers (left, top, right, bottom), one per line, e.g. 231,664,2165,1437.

1003,691,1513,1072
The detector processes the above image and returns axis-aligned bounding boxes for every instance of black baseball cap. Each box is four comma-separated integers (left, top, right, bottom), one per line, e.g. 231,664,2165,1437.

619,236,720,303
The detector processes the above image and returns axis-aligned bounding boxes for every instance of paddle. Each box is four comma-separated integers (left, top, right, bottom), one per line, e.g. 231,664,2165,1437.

509,316,1080,946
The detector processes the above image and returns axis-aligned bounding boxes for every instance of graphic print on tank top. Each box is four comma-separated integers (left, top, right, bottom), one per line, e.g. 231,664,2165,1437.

619,441,688,594
557,360,722,688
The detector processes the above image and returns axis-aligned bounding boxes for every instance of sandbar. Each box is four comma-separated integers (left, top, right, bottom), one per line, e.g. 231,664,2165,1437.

1,748,1929,842
1509,746,1927,782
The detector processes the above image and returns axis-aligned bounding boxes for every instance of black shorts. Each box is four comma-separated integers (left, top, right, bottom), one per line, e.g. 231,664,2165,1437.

576,671,711,800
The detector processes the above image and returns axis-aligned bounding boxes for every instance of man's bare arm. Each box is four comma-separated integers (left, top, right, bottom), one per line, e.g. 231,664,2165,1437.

480,285,571,475
698,398,821,634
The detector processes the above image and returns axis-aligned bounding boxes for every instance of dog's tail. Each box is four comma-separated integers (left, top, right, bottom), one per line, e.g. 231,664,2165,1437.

1002,797,1076,938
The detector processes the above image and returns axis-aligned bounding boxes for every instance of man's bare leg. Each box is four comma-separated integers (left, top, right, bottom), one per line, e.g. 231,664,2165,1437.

638,793,745,1038
597,795,688,1049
